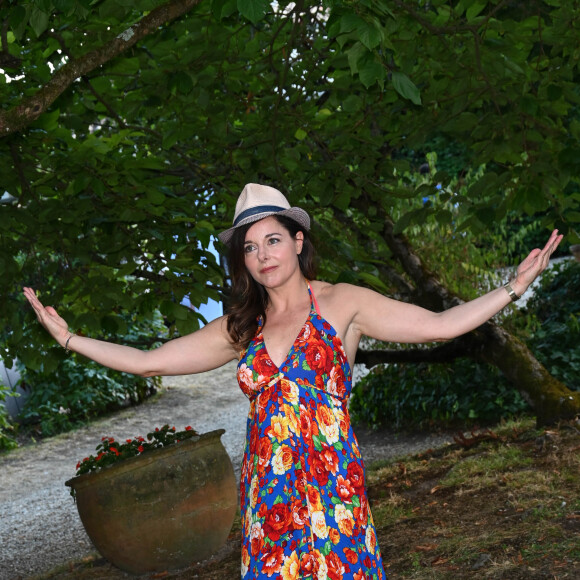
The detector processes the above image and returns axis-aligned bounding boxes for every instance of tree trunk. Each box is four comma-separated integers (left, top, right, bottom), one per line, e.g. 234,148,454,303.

353,195,579,426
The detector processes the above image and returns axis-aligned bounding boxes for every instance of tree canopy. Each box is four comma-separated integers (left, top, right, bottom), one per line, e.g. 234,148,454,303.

1,0,579,421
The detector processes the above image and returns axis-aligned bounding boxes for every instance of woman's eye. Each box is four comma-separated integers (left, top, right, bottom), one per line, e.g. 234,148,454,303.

268,238,280,245
244,245,256,253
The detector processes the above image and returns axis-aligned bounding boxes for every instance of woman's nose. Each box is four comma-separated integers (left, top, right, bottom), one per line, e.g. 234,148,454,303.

257,244,269,261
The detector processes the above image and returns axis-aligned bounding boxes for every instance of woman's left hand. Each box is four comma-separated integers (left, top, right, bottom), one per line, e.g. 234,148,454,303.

511,229,564,296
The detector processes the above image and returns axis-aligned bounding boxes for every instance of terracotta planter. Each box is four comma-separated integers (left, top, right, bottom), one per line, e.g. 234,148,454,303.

66,429,237,575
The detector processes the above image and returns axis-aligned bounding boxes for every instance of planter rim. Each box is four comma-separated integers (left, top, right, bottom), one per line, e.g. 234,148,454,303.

65,428,225,491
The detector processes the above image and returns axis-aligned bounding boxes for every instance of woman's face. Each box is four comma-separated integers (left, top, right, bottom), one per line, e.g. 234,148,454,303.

243,216,304,287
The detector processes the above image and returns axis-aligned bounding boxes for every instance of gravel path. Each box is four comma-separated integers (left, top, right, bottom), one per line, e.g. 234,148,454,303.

0,363,452,580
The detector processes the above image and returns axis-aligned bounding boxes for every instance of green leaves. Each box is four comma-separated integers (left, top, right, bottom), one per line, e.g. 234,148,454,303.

237,0,269,24
391,72,421,105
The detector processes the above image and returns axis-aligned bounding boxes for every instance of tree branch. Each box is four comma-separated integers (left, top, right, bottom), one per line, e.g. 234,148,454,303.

0,0,203,137
356,339,470,367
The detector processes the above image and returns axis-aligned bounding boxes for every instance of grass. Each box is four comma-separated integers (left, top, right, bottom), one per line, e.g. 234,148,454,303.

33,417,580,579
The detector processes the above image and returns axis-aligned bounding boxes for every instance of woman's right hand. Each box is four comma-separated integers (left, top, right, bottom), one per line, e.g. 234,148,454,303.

23,287,71,347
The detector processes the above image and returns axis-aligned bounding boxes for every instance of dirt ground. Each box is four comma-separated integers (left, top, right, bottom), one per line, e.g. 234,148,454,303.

0,363,454,580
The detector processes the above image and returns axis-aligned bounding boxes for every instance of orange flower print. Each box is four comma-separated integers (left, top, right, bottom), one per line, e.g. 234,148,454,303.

291,498,309,529
306,486,323,511
260,544,285,576
257,437,272,477
334,503,355,537
326,366,346,399
250,475,260,508
241,545,250,577
244,506,252,538
320,443,340,475
365,525,377,555
311,510,328,539
269,413,290,443
326,551,347,580
316,404,340,444
335,474,356,503
281,378,299,404
282,403,299,434
272,444,294,475
281,551,300,580
329,527,341,545
250,521,264,557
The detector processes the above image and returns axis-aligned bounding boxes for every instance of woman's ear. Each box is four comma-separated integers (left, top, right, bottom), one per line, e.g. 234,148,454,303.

295,231,304,254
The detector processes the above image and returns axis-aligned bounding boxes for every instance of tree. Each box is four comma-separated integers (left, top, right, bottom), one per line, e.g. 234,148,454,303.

1,0,579,424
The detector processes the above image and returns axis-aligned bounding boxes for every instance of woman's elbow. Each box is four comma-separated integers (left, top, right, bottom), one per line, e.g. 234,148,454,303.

140,369,161,378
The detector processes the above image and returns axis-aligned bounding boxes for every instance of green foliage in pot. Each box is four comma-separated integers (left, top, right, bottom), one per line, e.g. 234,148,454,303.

75,424,199,477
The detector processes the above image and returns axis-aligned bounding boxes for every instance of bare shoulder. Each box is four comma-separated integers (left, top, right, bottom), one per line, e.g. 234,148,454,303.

311,280,374,303
309,280,366,319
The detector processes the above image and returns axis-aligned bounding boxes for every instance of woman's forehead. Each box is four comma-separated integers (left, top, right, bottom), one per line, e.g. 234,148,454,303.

244,216,285,241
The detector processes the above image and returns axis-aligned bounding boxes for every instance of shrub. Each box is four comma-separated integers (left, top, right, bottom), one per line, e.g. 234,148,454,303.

0,381,18,450
17,358,160,437
525,259,580,391
350,358,529,431
5,309,167,439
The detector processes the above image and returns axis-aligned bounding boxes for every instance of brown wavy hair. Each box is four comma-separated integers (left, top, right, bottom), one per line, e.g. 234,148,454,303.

225,215,316,351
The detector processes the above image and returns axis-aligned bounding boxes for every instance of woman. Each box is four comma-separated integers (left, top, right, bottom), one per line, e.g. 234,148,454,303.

23,183,562,580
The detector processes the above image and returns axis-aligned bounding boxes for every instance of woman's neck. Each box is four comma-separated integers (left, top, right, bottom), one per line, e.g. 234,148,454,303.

265,273,309,314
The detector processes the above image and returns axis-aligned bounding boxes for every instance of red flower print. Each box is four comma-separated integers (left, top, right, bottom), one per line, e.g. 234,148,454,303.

250,521,264,557
336,474,356,503
304,339,334,374
320,443,339,475
326,551,348,580
300,551,316,575
347,461,365,495
299,405,319,443
306,486,323,511
354,493,369,527
343,548,359,565
260,544,285,576
290,499,309,529
249,423,260,455
353,570,366,580
310,455,329,486
262,503,292,542
257,437,273,476
253,349,278,376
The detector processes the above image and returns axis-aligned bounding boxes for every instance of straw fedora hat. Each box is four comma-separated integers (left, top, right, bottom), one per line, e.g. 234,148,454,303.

218,183,310,245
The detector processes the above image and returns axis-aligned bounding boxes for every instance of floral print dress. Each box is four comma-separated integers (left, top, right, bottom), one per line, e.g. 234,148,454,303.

237,283,385,580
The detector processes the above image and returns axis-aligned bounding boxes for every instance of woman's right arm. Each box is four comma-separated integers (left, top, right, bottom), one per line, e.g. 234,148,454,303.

22,287,239,376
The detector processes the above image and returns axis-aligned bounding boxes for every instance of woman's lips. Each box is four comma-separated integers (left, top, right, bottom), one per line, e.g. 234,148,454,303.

260,266,277,274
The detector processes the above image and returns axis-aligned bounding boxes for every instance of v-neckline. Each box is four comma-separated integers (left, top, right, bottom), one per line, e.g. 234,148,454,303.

260,307,312,371
259,284,314,371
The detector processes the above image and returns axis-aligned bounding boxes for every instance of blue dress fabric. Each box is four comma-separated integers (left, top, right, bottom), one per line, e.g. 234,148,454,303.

236,283,386,579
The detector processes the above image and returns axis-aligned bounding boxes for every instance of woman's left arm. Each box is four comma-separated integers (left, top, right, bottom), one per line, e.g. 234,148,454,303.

349,229,563,344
